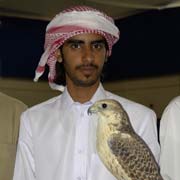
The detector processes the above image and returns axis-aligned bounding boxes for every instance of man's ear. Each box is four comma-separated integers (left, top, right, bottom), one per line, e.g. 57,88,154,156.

55,49,62,63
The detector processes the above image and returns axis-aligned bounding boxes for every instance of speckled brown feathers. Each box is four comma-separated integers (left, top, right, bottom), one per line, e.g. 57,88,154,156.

88,99,163,180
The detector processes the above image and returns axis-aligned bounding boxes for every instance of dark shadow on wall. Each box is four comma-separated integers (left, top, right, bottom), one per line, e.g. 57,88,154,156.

0,8,180,82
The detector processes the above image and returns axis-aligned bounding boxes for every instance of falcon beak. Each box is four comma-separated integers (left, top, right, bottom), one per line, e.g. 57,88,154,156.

87,106,93,115
87,105,97,115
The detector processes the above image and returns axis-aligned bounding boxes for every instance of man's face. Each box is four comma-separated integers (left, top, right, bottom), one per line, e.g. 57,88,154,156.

60,33,108,87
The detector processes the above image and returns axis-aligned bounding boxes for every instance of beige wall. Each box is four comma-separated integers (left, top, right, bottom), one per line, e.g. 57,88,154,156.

104,75,180,118
0,78,60,107
1,75,180,118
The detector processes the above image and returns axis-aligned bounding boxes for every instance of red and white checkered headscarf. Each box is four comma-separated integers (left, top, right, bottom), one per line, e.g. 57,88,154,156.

34,5,120,91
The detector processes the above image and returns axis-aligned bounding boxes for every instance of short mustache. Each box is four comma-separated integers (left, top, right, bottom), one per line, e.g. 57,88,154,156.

76,64,98,69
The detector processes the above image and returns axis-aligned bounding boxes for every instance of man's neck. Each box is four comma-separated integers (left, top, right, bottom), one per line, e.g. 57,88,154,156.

67,82,100,103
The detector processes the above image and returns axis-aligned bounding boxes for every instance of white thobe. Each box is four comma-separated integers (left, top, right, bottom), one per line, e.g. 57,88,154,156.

160,96,180,180
13,84,160,180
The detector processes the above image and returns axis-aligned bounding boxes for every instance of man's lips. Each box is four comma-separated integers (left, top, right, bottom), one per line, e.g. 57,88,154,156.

79,66,96,75
77,65,98,73
80,66,96,70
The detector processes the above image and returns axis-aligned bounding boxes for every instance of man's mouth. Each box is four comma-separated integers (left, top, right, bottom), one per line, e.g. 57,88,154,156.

77,65,98,74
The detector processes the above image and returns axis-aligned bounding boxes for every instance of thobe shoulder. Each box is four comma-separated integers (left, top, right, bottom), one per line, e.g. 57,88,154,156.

23,94,62,114
160,95,180,141
160,95,180,127
19,94,63,126
160,97,180,180
105,90,156,117
163,96,180,113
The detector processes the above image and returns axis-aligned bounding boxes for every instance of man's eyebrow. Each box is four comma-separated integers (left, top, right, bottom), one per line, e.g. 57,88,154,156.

65,39,84,44
65,39,106,44
91,39,106,44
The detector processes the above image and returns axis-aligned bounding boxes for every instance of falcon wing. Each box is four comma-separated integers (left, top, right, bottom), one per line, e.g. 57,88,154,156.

108,132,161,180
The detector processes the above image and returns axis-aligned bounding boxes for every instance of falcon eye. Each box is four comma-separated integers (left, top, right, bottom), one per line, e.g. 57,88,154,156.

102,103,107,109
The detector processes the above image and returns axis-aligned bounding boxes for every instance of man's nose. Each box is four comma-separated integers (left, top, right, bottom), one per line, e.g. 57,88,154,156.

82,46,94,63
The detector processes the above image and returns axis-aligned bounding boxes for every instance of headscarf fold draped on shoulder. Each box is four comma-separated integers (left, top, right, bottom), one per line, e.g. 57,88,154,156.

34,6,120,91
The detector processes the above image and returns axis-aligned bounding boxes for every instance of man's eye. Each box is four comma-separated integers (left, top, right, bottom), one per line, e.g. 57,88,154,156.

71,43,80,49
92,43,104,49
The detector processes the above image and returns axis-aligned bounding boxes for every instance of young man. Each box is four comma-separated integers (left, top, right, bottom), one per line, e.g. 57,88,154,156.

13,6,160,180
160,96,180,180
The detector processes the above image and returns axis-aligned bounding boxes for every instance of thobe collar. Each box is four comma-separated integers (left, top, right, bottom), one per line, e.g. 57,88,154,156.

60,83,107,110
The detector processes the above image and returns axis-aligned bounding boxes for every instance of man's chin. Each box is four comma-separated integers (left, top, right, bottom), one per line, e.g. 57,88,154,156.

74,78,99,87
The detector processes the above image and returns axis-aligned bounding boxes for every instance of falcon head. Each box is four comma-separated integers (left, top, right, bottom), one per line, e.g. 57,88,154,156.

88,99,131,130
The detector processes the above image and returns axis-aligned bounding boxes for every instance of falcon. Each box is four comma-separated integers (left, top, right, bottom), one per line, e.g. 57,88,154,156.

88,99,163,180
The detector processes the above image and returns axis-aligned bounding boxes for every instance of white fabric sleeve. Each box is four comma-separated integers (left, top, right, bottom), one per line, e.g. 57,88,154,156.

160,97,180,180
13,112,36,180
140,110,160,163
